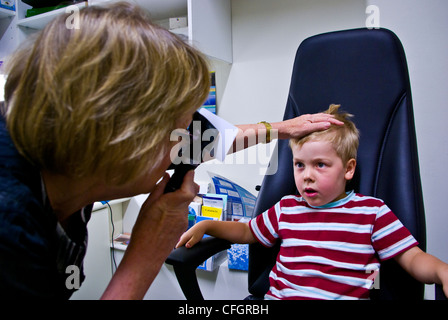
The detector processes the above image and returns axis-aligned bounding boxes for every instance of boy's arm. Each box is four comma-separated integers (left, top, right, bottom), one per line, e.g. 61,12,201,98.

176,220,257,249
394,246,448,297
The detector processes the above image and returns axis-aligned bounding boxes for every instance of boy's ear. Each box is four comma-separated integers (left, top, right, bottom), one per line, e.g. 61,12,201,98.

345,158,356,181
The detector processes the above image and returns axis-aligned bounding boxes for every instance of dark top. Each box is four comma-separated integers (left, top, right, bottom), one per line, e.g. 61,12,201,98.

0,105,91,299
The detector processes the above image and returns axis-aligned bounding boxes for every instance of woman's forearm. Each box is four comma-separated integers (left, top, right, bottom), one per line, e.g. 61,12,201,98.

101,171,198,299
101,228,176,300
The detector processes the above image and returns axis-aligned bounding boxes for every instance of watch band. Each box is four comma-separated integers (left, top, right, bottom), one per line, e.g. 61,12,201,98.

258,121,272,143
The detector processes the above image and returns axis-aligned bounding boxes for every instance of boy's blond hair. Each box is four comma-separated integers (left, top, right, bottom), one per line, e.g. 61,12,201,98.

290,104,359,163
4,2,210,185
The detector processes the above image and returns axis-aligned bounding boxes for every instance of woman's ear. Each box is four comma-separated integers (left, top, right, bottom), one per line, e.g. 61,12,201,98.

345,158,356,181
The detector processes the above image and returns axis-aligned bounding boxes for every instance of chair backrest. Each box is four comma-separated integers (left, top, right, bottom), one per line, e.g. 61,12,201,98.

249,28,426,300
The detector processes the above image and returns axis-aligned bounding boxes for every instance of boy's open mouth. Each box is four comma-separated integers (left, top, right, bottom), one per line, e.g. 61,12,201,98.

304,188,318,197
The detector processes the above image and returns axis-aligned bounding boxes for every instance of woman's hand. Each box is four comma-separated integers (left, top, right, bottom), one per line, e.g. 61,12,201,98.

101,170,199,299
133,170,199,243
231,113,343,152
272,113,343,140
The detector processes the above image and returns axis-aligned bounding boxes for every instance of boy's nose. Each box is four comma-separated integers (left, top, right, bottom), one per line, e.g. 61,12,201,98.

303,167,314,181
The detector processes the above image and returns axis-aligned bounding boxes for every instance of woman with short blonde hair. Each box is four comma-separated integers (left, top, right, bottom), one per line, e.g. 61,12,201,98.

5,2,210,185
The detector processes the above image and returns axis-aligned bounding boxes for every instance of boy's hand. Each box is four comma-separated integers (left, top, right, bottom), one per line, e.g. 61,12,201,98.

395,246,448,298
438,265,448,298
176,222,206,249
176,219,257,250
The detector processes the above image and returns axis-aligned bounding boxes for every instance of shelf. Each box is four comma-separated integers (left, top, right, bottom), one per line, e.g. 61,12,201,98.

93,197,131,211
81,0,187,21
16,1,87,29
12,0,231,61
0,7,15,19
133,0,187,21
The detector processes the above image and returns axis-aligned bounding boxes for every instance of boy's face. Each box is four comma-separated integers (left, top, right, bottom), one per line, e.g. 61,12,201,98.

292,139,356,207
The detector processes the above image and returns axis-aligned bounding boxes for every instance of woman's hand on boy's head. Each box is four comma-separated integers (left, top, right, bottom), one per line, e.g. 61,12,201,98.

274,113,344,140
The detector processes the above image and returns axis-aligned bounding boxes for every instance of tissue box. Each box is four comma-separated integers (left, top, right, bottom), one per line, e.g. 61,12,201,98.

0,0,15,11
227,244,249,271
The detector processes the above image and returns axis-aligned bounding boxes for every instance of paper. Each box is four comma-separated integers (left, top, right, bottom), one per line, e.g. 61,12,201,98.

112,233,131,251
198,108,238,162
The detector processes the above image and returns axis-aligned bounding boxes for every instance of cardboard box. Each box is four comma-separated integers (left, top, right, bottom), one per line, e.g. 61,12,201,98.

188,202,201,216
201,206,222,220
203,194,227,220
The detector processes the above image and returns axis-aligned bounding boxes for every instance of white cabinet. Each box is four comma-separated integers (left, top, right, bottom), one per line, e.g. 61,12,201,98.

16,1,87,29
0,7,15,19
1,0,232,63
0,7,17,60
187,0,232,63
91,0,232,62
1,0,232,114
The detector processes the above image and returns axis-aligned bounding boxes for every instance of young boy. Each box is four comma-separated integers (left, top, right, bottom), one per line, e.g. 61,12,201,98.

176,104,448,300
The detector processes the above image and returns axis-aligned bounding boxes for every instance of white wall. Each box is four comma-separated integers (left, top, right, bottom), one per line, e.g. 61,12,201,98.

196,0,366,192
202,0,448,299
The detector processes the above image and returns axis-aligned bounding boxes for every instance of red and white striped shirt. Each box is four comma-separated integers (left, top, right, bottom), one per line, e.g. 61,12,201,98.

248,191,418,300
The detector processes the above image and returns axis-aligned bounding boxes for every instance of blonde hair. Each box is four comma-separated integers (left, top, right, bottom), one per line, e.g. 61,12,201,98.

290,104,359,163
5,2,210,184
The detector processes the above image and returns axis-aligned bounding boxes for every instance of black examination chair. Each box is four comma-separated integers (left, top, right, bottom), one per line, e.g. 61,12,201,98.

166,28,444,300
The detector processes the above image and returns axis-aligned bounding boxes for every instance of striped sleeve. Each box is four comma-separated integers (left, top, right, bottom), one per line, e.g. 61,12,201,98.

371,203,418,261
249,202,281,248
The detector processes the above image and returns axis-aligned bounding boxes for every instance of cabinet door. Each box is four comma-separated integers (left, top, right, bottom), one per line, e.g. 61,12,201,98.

70,207,112,300
188,0,232,63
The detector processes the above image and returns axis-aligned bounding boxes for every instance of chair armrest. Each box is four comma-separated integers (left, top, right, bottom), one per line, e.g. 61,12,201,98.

435,283,447,300
165,236,232,300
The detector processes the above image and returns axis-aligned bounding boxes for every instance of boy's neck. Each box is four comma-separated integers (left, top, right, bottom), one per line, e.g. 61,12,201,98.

307,190,354,208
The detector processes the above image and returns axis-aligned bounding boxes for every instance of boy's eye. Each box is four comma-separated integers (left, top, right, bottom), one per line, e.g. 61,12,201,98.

295,162,304,168
317,162,326,168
